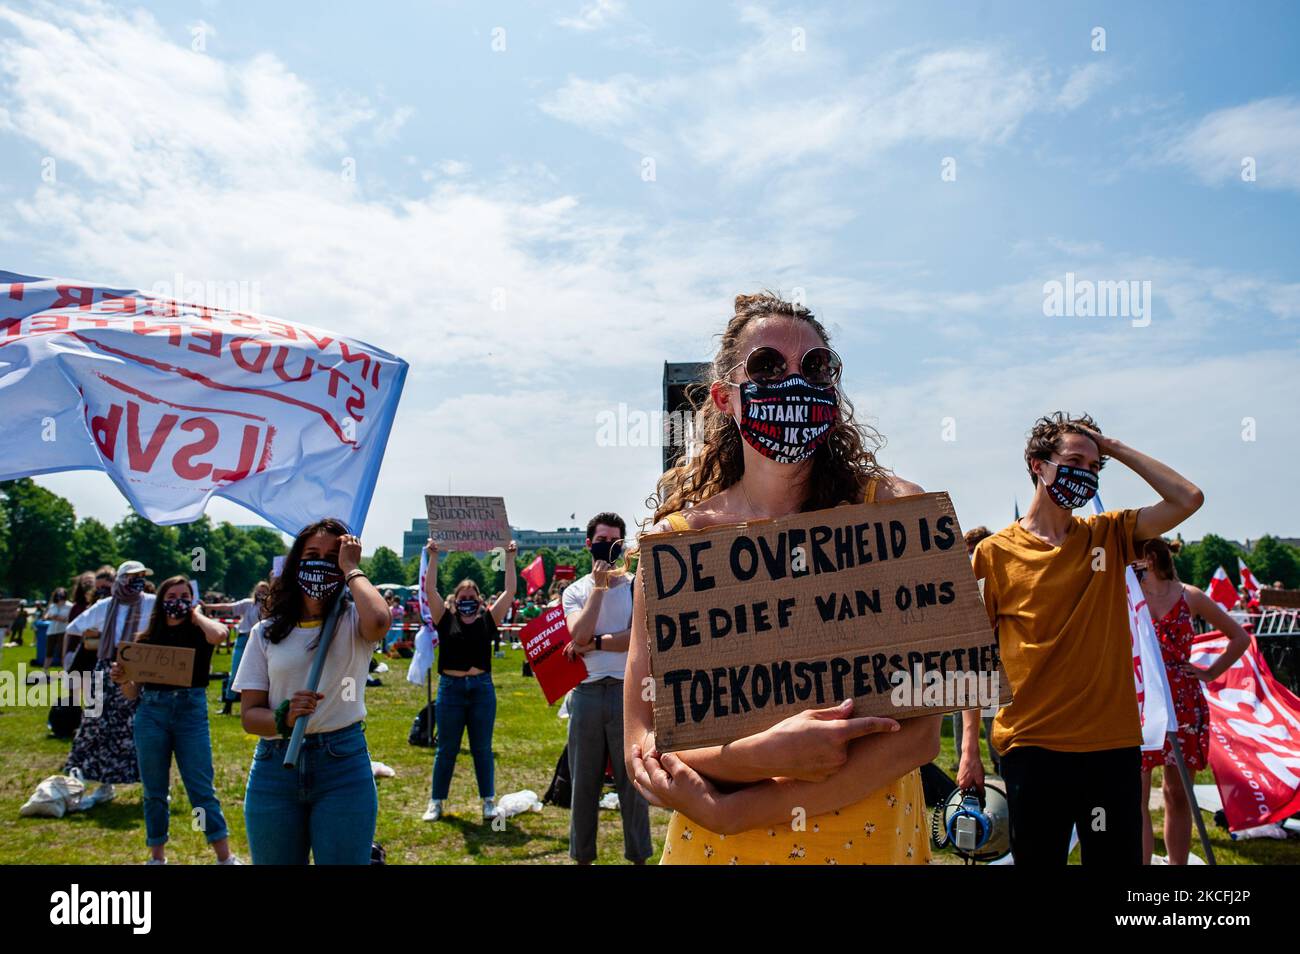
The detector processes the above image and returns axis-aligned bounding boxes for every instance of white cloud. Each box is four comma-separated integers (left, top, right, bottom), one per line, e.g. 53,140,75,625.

557,0,625,32
1165,96,1300,193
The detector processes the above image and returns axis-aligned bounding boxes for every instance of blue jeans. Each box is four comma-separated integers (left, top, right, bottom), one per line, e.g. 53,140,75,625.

133,686,229,847
243,722,377,865
222,633,249,703
431,673,496,800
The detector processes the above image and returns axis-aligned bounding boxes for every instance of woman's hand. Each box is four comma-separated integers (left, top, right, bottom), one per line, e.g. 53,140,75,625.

109,661,128,685
337,534,363,574
631,736,727,831
425,537,440,557
286,690,325,727
745,698,900,782
505,540,518,561
1179,661,1213,682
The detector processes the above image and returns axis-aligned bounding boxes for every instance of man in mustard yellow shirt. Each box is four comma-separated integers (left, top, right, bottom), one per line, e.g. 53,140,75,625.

958,412,1203,865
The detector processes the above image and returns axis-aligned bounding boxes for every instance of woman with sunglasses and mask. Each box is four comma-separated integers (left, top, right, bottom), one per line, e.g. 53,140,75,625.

420,537,518,822
109,575,239,864
233,519,391,864
625,291,942,865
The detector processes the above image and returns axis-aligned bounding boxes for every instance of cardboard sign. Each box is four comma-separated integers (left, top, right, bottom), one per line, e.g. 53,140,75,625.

641,492,1009,752
425,495,511,552
519,605,588,704
117,641,197,687
0,599,22,628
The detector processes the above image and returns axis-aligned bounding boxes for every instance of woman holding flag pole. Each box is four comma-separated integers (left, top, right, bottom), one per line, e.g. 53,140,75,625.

1134,537,1249,865
233,518,390,865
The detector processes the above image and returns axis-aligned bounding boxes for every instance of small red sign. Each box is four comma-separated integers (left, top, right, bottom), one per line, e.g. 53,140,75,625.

519,605,588,704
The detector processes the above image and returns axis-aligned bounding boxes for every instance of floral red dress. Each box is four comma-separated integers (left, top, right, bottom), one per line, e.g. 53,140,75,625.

1141,594,1211,772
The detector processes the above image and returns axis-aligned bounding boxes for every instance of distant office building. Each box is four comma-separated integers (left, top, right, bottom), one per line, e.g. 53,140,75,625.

402,520,588,561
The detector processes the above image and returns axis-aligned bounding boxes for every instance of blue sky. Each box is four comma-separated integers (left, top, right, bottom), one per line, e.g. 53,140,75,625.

2,0,1298,553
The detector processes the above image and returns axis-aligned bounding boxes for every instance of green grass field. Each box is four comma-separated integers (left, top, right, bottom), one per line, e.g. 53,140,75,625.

0,641,1293,865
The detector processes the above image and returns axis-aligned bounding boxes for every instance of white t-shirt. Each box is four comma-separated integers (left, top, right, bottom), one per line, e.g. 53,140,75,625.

230,597,263,635
44,602,71,635
65,595,156,641
562,573,633,682
233,604,377,736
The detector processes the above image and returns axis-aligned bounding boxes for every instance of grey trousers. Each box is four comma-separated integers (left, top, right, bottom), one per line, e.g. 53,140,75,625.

567,678,652,863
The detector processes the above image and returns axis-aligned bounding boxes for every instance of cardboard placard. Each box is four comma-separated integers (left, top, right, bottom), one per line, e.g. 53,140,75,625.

641,492,1009,752
0,598,22,628
118,641,197,687
519,605,588,704
424,495,511,552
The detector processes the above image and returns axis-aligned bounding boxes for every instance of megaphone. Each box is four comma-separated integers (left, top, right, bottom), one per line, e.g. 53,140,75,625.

931,780,1011,864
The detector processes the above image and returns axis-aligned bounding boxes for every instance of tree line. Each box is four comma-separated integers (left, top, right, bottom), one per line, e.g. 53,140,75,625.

0,479,598,602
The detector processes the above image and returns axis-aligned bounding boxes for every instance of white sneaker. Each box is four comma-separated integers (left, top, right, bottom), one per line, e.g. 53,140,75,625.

145,857,167,865
422,799,444,822
216,855,243,865
482,798,497,819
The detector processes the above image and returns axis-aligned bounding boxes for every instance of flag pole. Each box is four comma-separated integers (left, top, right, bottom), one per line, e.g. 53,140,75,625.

1167,734,1216,865
283,590,350,769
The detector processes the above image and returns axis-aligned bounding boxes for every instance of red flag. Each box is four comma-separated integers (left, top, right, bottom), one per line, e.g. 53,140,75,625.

521,554,545,595
1238,558,1261,599
1206,565,1238,611
1191,631,1300,831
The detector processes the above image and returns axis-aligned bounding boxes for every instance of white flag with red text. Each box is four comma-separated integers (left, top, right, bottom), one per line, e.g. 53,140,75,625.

0,271,407,534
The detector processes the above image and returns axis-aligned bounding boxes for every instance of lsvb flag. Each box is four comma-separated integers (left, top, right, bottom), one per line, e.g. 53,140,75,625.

0,272,407,534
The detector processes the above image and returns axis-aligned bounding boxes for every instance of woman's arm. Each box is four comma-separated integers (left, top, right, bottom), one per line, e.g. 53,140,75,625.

634,713,942,835
1184,585,1251,680
423,538,449,614
489,542,518,625
239,689,278,737
192,604,230,645
339,534,389,643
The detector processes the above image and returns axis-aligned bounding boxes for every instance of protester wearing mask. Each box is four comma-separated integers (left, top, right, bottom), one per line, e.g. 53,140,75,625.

62,560,156,807
233,519,390,864
958,413,1204,865
625,292,941,865
421,537,518,822
42,587,71,677
560,512,652,864
1134,538,1248,864
64,567,117,675
205,581,270,716
110,575,240,865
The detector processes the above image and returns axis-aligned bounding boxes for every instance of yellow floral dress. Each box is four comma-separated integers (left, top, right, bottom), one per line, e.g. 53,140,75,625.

657,482,931,865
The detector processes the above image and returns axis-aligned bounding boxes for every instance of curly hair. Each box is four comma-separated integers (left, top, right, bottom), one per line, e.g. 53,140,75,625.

1023,411,1106,488
648,291,887,523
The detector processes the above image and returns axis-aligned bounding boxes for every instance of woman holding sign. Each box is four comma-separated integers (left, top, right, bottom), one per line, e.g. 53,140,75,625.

420,537,517,822
625,291,943,865
110,575,238,864
233,518,391,865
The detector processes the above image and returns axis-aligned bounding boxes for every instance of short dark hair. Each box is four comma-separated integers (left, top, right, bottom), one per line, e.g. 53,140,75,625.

586,512,626,541
964,526,992,549
1024,411,1106,487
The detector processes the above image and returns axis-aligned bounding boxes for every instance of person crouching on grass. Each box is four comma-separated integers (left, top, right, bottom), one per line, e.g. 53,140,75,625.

232,519,390,865
421,537,518,822
1134,537,1248,864
110,575,239,865
958,413,1204,865
625,291,942,865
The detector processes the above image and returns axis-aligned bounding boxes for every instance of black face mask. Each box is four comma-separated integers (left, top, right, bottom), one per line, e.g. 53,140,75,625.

95,586,112,599
1042,460,1099,510
163,598,192,620
738,374,838,465
589,539,624,564
126,577,147,594
456,598,480,616
297,559,343,601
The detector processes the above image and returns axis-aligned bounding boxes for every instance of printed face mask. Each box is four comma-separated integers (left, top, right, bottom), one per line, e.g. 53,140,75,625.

1042,460,1099,510
456,598,480,616
737,375,838,465
126,577,147,593
297,559,343,600
589,539,624,564
163,598,191,619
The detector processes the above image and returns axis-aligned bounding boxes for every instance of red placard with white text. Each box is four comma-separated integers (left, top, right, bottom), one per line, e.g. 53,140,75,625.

520,605,587,704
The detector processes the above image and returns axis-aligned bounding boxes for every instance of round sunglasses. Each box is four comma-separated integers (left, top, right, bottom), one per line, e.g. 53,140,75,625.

722,346,843,389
